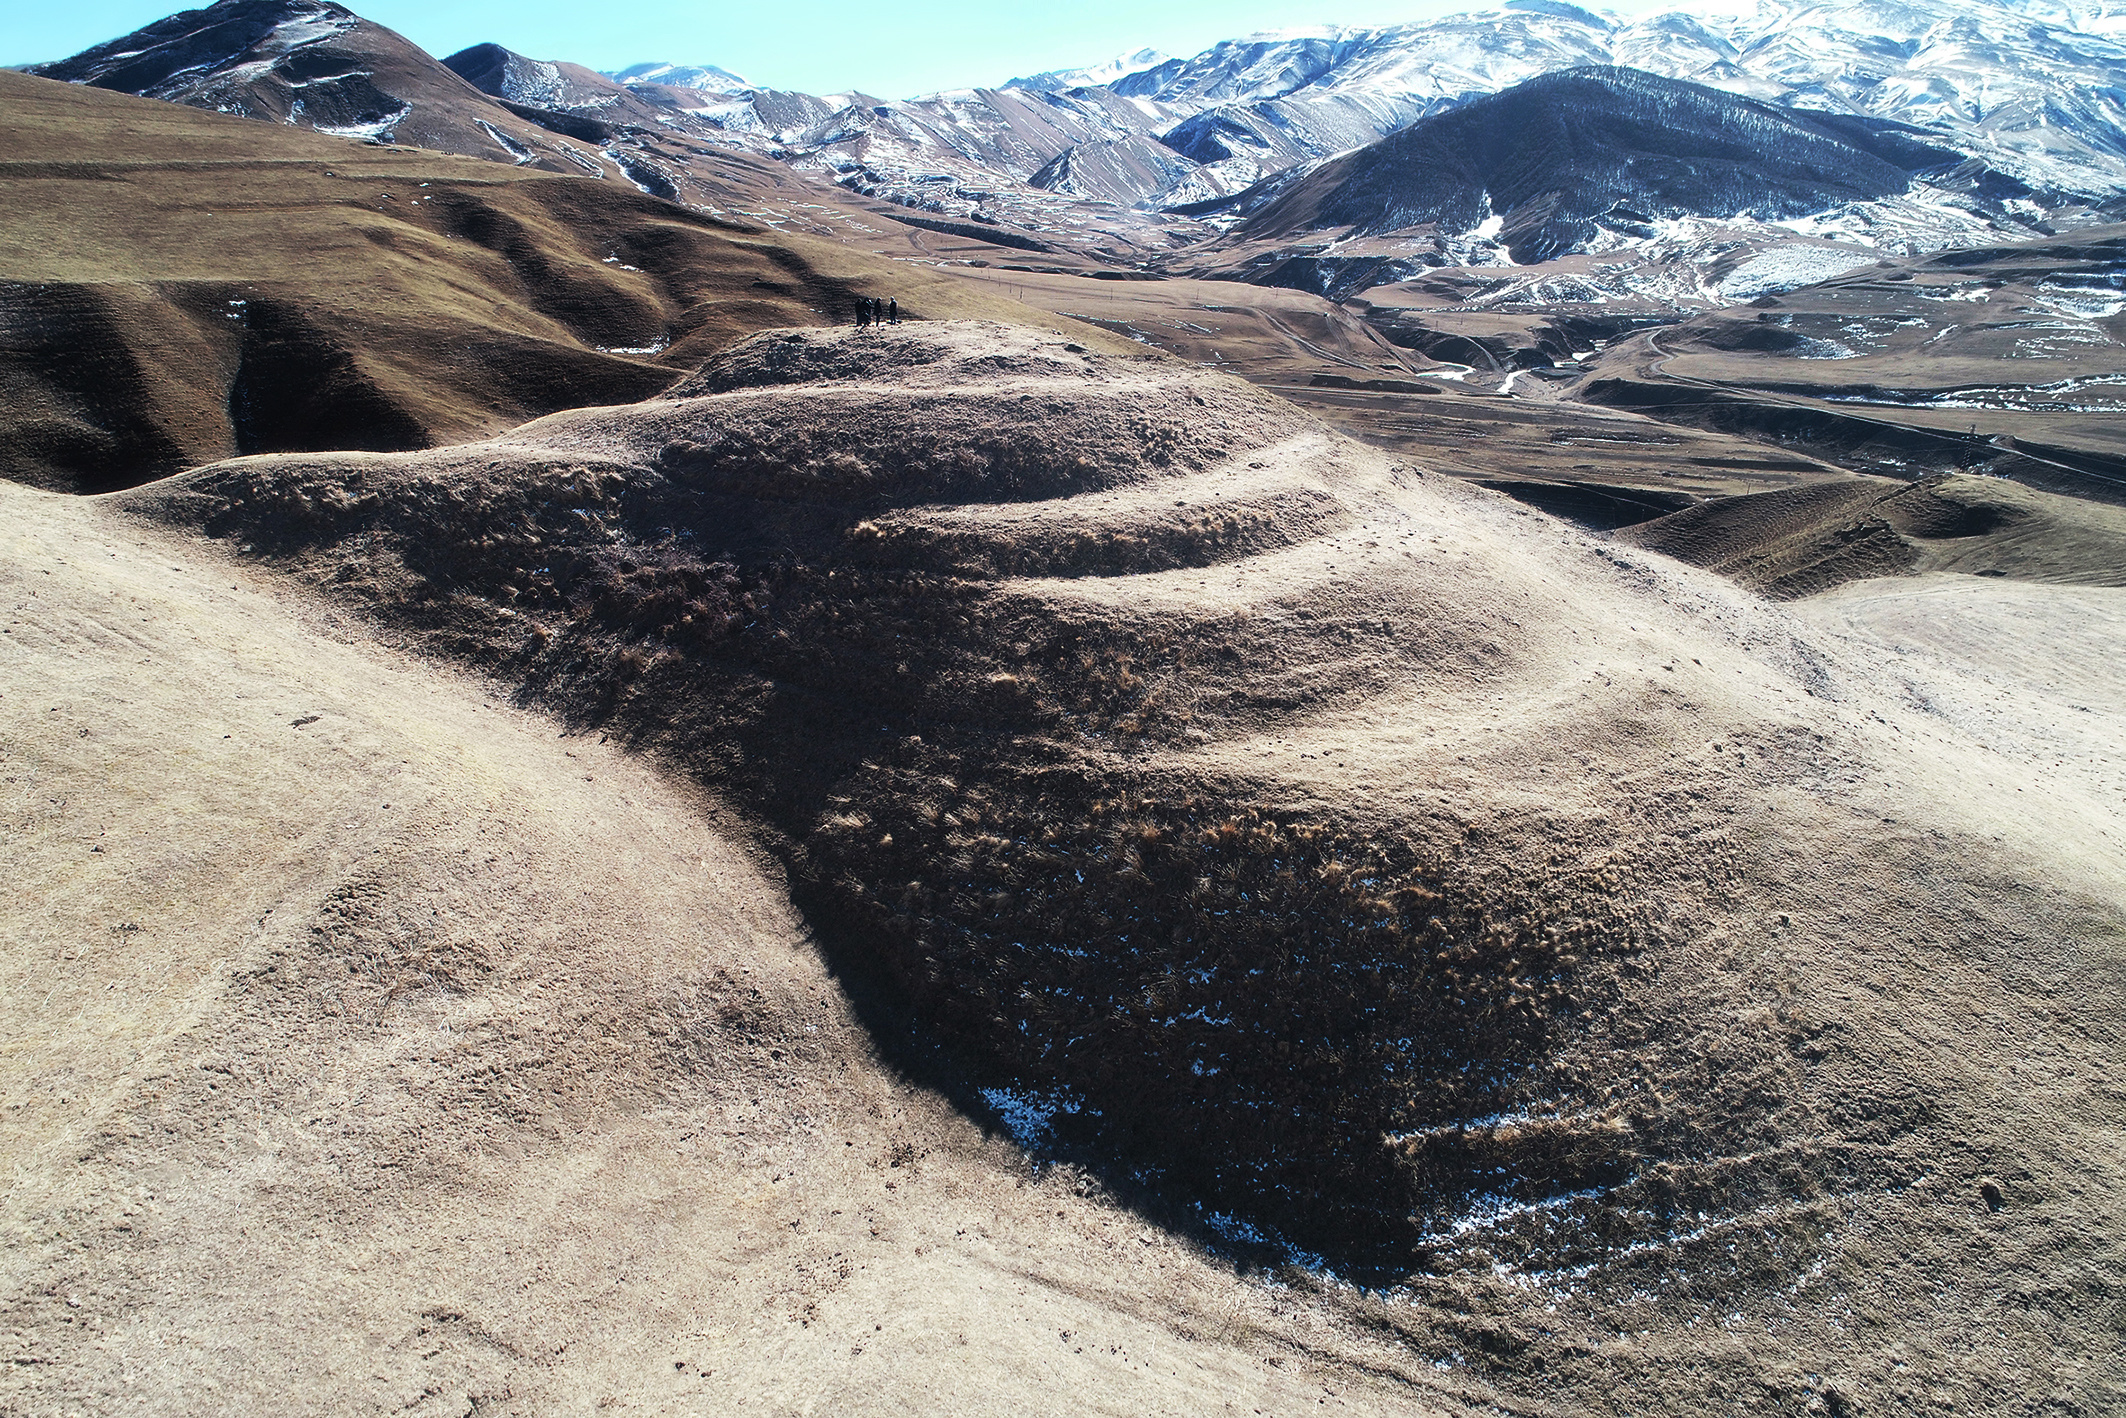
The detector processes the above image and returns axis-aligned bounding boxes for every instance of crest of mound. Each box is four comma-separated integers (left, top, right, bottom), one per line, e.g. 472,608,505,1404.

494,321,1319,512
668,320,1142,396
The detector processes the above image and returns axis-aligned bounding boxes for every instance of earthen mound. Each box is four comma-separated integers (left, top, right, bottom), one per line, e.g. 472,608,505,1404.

124,320,2126,1413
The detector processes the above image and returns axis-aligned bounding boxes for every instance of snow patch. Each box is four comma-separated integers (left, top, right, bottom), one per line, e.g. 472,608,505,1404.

1717,244,1878,299
315,104,409,142
979,1086,1083,1149
476,120,537,164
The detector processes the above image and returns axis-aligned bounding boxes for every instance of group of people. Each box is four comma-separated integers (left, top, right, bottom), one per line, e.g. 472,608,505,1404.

854,296,899,328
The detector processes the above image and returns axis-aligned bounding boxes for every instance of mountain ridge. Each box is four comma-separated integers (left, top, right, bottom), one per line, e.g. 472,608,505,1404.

1226,66,1966,263
567,0,2126,264
43,0,2126,275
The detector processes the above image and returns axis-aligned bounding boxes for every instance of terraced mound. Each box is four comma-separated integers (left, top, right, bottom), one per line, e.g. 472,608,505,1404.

122,320,2126,1413
0,485,1425,1417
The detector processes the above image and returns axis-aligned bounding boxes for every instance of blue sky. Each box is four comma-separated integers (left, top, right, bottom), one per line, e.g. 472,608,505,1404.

10,0,1569,98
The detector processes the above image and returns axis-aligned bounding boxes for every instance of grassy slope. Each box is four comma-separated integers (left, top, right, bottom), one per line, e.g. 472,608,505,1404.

0,70,1120,494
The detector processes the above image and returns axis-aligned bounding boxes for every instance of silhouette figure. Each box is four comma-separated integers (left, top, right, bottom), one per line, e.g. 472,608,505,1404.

889,298,899,324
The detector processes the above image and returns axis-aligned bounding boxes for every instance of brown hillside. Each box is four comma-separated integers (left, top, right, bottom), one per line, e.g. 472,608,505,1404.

0,71,1109,495
29,0,607,174
1618,472,2126,597
101,321,2126,1414
0,482,1454,1417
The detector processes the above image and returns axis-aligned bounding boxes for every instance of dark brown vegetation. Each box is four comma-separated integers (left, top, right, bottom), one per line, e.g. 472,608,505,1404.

129,326,1685,1275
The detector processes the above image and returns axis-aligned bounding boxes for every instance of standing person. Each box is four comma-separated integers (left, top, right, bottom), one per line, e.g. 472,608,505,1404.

889,297,899,324
855,297,870,329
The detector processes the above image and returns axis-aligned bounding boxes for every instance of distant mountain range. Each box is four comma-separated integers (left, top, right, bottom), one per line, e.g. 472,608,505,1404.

27,0,2126,285
1223,66,1967,263
21,0,898,233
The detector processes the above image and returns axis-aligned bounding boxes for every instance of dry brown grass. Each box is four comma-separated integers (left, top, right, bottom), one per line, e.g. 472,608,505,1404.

0,71,1127,494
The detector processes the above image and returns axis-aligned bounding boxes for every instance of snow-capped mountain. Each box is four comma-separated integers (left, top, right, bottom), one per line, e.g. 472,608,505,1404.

613,77,1223,235
20,0,712,192
1005,47,1170,93
31,0,453,146
38,0,2126,291
1112,0,2126,202
22,3,929,245
598,0,2126,228
606,61,753,91
1027,134,1202,205
445,42,639,117
1231,66,1963,262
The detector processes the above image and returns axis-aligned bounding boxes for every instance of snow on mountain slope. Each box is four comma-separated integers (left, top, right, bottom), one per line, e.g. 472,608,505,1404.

1026,134,1202,205
607,60,753,91
23,2,959,259
29,0,613,168
1005,47,1170,93
443,42,639,117
1229,67,1963,262
1158,91,1432,174
49,0,2126,286
606,0,2126,237
593,62,852,156
762,84,1223,246
1115,0,2126,202
1132,0,2126,288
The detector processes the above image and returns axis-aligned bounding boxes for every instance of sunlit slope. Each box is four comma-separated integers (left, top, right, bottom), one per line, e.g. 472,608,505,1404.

0,484,1431,1417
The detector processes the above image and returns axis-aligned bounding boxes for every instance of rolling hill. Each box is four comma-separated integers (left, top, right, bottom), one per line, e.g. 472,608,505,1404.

6,4,2126,1411
28,0,599,170
50,319,2115,1413
0,70,1101,494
